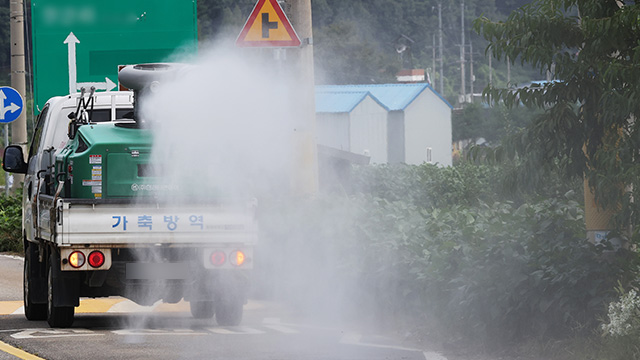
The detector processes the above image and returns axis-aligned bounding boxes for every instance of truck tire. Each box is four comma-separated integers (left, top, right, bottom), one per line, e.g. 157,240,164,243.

215,297,243,326
23,246,46,320
190,301,215,319
47,256,74,328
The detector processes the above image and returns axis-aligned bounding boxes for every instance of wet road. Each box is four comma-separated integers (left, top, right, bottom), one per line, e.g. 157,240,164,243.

0,255,22,301
0,255,445,360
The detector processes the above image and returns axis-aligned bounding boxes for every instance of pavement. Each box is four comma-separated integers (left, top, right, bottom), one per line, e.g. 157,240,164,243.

0,298,267,316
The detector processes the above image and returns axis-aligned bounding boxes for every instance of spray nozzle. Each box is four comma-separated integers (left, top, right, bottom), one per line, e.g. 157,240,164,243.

118,63,186,123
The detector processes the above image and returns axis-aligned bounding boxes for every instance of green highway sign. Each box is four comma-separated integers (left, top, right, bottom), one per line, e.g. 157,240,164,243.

31,0,198,111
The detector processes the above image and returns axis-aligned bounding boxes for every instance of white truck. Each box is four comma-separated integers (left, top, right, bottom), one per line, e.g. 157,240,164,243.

3,64,257,328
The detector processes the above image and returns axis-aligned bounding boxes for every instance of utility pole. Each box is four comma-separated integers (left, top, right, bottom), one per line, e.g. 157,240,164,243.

10,0,28,194
460,1,465,103
438,2,444,94
488,45,492,105
285,0,318,195
432,34,436,85
469,40,474,102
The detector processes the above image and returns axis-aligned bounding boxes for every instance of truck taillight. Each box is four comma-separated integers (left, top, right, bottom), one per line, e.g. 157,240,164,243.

203,248,252,269
88,251,105,268
69,251,85,268
61,248,111,271
210,251,226,266
229,250,245,267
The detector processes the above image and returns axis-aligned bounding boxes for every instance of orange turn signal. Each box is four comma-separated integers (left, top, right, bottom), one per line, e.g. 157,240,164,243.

69,251,85,268
229,250,245,267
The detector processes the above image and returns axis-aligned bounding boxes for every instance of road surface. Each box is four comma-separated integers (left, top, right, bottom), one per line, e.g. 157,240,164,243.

0,254,447,360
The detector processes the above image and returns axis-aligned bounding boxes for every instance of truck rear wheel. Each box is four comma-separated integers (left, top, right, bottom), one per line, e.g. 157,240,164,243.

190,301,214,319
215,297,243,326
23,246,46,320
47,256,74,328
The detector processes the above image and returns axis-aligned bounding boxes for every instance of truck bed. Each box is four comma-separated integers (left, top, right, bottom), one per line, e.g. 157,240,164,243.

37,194,258,247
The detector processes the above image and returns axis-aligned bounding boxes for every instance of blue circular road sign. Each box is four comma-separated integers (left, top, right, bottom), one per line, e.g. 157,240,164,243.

0,86,24,123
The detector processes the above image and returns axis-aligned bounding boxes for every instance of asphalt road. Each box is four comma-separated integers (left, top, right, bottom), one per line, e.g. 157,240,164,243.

0,254,446,360
0,255,22,301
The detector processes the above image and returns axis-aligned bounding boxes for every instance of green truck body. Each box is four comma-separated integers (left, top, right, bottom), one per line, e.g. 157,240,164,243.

57,123,155,199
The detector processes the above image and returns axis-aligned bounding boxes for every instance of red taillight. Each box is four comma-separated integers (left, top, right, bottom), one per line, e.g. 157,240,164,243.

210,251,226,266
69,251,85,268
229,250,245,267
88,251,105,268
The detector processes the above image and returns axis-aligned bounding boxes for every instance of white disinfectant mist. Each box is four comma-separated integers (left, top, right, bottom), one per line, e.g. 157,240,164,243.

117,43,305,334
140,50,296,198
118,42,366,349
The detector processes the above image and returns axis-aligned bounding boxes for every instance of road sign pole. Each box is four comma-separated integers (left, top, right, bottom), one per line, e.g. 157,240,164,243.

3,125,8,196
10,0,28,194
235,0,317,194
285,0,318,195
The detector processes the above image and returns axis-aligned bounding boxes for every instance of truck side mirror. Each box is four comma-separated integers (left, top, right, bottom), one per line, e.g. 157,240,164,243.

3,145,28,174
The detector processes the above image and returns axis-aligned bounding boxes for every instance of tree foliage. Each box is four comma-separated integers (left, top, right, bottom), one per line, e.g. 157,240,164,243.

452,102,539,143
474,0,640,230
197,0,255,42
259,162,637,347
192,0,540,102
0,189,22,253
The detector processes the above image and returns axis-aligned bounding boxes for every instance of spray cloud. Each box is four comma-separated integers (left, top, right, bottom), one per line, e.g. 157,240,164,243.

140,46,297,200
121,40,370,335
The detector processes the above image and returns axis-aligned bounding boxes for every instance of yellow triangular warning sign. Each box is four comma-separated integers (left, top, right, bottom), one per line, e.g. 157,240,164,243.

236,0,301,47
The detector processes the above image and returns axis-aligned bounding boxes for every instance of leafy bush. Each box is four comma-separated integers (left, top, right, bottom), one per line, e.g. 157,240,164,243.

602,288,640,337
259,161,639,347
0,189,22,253
351,161,583,208
599,287,640,359
354,193,634,342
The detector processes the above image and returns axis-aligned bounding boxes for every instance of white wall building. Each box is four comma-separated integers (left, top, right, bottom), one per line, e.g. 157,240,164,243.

316,84,453,166
315,90,388,164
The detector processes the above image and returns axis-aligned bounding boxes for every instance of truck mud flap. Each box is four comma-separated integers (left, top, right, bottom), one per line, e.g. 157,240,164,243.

51,259,80,307
30,277,47,304
26,245,47,304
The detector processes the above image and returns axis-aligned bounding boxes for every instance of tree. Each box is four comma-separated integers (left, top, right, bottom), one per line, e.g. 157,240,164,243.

474,0,640,231
314,21,395,84
452,102,537,144
197,0,254,42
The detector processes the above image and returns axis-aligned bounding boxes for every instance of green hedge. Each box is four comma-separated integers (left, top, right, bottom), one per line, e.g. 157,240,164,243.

258,162,639,346
0,189,22,253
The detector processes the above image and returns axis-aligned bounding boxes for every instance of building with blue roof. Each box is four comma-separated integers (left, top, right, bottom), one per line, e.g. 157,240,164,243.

316,83,452,166
315,89,388,163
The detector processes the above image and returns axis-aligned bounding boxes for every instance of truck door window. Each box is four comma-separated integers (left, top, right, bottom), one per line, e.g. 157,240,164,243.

28,105,49,160
51,106,78,152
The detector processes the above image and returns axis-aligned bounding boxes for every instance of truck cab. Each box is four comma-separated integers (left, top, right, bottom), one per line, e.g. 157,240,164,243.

18,92,135,242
